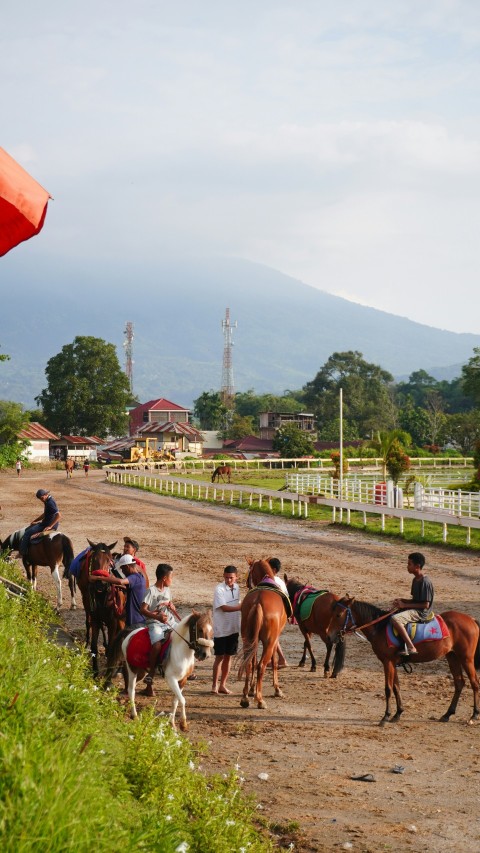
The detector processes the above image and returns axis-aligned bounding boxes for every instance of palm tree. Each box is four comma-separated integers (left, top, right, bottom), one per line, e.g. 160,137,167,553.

370,429,411,479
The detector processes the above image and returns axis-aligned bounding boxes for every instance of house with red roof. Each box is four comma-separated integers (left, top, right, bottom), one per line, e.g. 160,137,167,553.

18,422,59,463
129,398,190,436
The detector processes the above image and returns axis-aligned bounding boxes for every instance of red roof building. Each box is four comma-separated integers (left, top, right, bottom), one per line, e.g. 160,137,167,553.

129,398,190,436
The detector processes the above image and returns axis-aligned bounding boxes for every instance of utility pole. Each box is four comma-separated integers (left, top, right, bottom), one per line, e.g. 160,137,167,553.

123,321,134,394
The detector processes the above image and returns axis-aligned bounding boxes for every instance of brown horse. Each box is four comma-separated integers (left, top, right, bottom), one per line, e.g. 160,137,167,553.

1,529,75,611
285,576,346,677
239,559,289,709
65,458,74,478
211,465,232,483
76,539,122,674
327,596,480,725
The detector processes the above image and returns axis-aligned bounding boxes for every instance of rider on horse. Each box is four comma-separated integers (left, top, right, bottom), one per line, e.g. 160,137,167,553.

141,564,180,696
19,489,61,557
391,552,434,656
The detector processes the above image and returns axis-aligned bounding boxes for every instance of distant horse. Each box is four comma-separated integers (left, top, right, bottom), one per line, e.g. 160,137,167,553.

65,458,74,478
76,539,120,672
285,576,346,677
105,612,214,728
211,465,232,484
327,596,480,725
239,564,290,709
1,529,75,611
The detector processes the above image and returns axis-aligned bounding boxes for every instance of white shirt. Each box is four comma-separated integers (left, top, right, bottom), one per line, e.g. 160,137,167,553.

143,585,177,628
273,575,288,596
213,581,241,638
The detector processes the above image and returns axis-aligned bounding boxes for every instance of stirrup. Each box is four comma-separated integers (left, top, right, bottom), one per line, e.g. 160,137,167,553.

144,675,153,684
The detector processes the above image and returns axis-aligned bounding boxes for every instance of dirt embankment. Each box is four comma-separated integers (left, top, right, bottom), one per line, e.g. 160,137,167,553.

4,468,480,853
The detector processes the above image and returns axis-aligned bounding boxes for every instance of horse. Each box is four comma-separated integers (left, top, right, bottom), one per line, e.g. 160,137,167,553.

326,596,480,726
285,576,346,677
76,539,120,672
1,529,75,611
105,611,214,729
65,458,74,478
239,559,289,709
211,465,232,484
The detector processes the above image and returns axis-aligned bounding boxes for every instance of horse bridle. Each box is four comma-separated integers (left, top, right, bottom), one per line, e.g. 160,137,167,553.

171,615,214,655
334,601,398,637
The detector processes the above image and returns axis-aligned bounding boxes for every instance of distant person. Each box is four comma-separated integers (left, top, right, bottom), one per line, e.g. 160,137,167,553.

83,459,90,477
15,459,22,477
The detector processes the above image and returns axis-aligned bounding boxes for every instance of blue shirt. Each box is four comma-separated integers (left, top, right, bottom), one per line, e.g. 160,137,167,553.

126,573,147,627
43,496,59,528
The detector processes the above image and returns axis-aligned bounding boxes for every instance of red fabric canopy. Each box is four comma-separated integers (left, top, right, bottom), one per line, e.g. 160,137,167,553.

0,146,51,256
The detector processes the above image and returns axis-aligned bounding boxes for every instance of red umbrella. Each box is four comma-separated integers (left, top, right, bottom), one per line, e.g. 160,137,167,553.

0,146,51,256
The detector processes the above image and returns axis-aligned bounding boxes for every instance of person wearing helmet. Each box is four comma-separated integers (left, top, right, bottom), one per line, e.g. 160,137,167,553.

19,489,61,557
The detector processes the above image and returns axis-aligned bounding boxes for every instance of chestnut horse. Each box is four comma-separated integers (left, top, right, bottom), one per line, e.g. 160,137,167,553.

76,539,123,674
65,458,74,478
105,611,214,729
211,465,232,483
1,529,75,611
327,596,480,725
285,576,346,678
239,559,289,709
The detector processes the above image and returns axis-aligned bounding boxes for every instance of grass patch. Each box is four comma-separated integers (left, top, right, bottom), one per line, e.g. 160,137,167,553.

0,561,271,853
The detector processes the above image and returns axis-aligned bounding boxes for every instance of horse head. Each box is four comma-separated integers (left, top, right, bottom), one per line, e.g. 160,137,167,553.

327,595,356,643
189,610,214,660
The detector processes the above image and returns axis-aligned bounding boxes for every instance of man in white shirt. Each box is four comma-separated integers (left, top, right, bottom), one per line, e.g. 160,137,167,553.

212,565,241,694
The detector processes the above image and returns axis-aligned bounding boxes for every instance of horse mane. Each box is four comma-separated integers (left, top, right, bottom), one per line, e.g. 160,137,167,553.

352,600,390,632
285,577,305,597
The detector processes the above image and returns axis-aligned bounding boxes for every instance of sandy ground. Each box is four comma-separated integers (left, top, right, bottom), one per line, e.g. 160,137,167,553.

2,468,480,852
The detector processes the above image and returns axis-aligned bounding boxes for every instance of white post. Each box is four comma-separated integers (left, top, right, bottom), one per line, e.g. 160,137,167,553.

339,387,343,522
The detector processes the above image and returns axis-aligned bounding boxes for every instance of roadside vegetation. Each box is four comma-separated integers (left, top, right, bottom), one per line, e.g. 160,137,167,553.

0,560,271,853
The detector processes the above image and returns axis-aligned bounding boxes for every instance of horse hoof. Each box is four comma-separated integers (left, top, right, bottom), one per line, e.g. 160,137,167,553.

257,701,267,710
70,604,77,611
274,690,284,699
439,714,450,723
240,698,249,708
179,721,188,732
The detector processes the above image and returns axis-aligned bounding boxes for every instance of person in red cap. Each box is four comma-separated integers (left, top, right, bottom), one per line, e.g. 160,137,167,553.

19,489,61,556
121,536,149,586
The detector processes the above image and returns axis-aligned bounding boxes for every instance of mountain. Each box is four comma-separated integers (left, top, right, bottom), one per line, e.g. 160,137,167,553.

1,255,479,409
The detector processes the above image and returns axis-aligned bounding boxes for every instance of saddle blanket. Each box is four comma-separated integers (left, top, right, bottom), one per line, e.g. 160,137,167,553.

126,628,171,671
292,587,327,623
386,614,449,648
251,579,293,618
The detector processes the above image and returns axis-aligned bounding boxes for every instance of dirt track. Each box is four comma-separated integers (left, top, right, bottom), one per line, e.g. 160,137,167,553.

3,468,480,852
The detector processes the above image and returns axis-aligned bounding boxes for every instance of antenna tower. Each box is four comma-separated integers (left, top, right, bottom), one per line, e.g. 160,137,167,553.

221,307,237,407
123,321,134,394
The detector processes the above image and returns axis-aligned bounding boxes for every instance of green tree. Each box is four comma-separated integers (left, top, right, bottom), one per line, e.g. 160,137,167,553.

234,389,304,418
462,348,480,405
398,399,430,447
0,400,29,444
36,336,130,438
225,414,257,440
369,429,411,479
385,438,411,484
272,422,315,458
443,410,480,454
303,351,396,438
193,391,228,430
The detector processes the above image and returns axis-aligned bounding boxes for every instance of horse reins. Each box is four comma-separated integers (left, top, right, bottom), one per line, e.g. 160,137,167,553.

336,602,398,636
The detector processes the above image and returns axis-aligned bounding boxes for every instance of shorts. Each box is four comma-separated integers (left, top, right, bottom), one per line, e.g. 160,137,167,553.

391,609,431,628
213,633,239,656
147,621,168,644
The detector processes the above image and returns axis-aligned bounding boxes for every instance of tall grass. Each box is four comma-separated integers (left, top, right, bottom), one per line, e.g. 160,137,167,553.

0,562,270,853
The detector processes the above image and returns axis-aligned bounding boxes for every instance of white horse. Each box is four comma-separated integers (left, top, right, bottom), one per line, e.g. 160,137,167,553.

105,611,214,730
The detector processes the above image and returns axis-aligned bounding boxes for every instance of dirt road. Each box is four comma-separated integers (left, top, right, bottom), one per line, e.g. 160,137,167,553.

3,468,480,852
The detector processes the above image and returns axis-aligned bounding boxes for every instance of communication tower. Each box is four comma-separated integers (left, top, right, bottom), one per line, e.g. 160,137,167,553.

123,321,134,394
221,308,237,407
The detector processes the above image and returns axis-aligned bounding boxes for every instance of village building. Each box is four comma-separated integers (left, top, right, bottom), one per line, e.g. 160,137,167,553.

17,422,59,464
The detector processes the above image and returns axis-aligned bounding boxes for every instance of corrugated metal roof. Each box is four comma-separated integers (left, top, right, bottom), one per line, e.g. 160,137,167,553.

18,422,59,441
138,421,203,439
58,435,99,445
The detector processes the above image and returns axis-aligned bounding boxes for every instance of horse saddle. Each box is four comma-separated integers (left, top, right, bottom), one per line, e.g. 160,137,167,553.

126,628,172,671
253,579,293,618
292,587,328,623
386,614,450,648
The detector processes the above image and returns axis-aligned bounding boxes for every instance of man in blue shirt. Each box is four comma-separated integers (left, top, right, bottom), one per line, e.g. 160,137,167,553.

19,489,61,556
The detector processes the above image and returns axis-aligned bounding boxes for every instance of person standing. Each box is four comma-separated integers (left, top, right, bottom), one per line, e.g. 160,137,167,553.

94,553,146,629
83,459,90,477
120,536,148,586
15,459,22,477
211,565,241,695
391,552,434,655
19,489,61,556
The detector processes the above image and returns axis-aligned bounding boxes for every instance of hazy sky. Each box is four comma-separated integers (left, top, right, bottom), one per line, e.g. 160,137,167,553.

3,1,480,333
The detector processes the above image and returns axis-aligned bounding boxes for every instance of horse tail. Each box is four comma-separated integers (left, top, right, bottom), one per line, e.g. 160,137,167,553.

103,627,130,688
474,621,480,671
331,636,346,678
61,535,74,573
238,603,263,679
